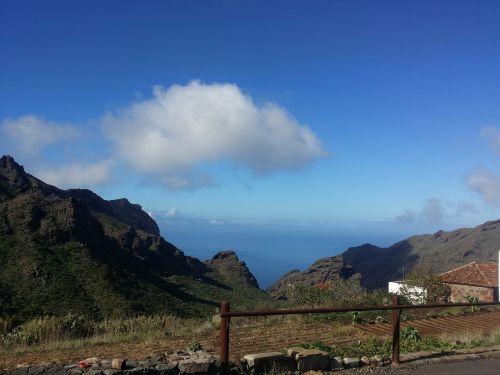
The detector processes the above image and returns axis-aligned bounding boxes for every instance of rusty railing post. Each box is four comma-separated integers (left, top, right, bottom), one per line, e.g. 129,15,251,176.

220,301,230,373
391,295,401,365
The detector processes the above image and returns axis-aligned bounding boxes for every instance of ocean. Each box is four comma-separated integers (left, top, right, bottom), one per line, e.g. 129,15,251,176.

159,221,409,288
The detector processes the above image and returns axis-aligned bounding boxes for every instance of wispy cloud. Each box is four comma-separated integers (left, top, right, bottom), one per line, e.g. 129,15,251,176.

466,168,500,203
36,160,113,188
0,115,79,156
395,197,476,224
102,81,327,189
480,126,500,153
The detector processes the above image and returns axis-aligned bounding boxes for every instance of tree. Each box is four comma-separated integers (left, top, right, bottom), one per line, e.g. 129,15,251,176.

398,265,451,304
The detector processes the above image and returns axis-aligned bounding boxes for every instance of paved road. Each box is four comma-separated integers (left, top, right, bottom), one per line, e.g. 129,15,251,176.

386,358,500,374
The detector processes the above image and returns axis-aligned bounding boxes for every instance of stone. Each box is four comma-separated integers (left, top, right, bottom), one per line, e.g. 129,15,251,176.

45,364,65,375
342,357,360,368
287,347,330,372
155,364,177,375
100,360,112,369
243,352,295,374
104,370,123,375
123,369,153,375
330,357,344,370
63,365,78,370
88,371,105,375
68,368,84,375
28,367,44,375
178,358,211,374
85,358,100,365
370,355,383,367
112,360,127,370
360,356,371,366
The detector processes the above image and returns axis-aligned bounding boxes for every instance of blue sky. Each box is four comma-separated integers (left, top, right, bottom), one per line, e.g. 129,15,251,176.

1,0,500,241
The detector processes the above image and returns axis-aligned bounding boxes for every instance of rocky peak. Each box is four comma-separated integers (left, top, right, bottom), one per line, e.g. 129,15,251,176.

0,155,31,197
206,250,260,289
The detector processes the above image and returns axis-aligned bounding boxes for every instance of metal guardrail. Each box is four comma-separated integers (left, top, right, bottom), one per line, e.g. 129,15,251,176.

219,297,500,370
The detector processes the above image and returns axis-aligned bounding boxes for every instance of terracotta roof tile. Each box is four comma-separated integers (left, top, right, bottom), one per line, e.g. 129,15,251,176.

439,261,498,288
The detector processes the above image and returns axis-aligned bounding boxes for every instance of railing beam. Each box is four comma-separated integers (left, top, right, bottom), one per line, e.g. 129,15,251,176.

391,295,401,365
220,301,230,374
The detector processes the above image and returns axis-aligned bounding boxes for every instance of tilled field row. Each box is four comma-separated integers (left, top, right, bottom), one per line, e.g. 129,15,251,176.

356,310,500,337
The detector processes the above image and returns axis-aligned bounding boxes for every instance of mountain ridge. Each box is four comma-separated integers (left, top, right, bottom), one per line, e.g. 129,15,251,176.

0,155,268,322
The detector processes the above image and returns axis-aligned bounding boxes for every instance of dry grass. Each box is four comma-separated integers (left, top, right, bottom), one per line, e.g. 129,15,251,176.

439,327,500,347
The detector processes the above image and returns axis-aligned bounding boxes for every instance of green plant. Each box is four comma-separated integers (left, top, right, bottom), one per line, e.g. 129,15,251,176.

399,265,451,304
351,312,363,325
297,341,332,353
186,339,203,352
465,295,480,312
401,325,420,342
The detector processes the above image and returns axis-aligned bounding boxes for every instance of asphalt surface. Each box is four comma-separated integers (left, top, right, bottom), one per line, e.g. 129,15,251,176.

389,358,500,374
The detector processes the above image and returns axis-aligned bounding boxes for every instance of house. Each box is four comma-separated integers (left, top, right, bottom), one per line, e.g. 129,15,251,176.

439,261,498,302
388,281,426,303
388,250,500,303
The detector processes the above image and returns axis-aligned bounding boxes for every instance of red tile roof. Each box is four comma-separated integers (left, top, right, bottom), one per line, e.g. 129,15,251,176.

439,261,498,288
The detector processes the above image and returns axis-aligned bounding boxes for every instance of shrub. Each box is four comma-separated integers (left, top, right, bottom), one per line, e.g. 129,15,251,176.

398,265,451,304
186,339,203,352
401,325,420,341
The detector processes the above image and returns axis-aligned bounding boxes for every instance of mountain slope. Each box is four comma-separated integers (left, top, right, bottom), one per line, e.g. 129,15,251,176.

342,221,500,290
0,155,269,322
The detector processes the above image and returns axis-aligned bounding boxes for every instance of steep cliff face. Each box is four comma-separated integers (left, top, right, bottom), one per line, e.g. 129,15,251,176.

206,251,260,289
342,220,500,290
267,255,360,300
0,156,267,321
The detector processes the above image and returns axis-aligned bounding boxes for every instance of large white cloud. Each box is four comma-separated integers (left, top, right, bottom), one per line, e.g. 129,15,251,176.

0,115,79,156
102,81,327,189
36,161,112,188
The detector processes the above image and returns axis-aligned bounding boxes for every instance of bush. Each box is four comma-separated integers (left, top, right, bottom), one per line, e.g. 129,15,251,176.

398,265,451,304
286,279,369,308
186,339,203,352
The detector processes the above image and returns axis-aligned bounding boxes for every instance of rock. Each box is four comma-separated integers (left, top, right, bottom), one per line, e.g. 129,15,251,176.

112,360,127,370
85,358,100,365
67,368,84,375
287,348,330,372
104,370,123,375
28,367,44,375
155,364,177,375
45,364,65,375
330,357,344,370
360,356,371,366
370,355,383,367
267,255,361,299
123,369,152,375
243,352,295,374
100,360,112,369
88,371,105,375
342,357,360,368
64,365,78,370
178,358,211,374
206,251,260,288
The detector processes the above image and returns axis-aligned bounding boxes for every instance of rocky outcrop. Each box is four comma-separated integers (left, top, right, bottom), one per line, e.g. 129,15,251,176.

206,251,259,289
68,189,160,235
267,255,360,300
